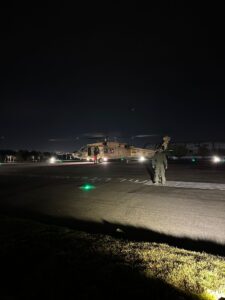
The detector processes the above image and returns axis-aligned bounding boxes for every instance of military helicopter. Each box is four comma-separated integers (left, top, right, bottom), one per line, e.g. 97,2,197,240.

73,133,171,163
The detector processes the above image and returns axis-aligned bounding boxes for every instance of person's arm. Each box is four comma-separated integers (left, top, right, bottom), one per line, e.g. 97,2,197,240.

152,157,156,168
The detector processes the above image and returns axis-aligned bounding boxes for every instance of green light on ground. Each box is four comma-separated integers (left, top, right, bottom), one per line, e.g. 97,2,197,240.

80,183,95,191
192,158,196,162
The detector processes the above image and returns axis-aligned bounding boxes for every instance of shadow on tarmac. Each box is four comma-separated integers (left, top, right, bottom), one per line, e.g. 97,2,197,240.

1,210,225,299
2,208,225,257
0,217,197,300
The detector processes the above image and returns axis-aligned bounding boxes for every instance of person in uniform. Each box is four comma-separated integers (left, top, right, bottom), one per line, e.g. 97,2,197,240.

152,147,168,185
93,146,99,164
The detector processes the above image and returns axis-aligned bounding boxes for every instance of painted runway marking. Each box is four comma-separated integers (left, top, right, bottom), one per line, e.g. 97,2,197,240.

119,179,127,182
138,180,149,184
144,180,225,190
2,173,225,190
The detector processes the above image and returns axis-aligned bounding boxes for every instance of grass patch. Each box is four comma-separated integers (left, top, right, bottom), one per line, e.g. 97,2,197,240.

0,215,224,299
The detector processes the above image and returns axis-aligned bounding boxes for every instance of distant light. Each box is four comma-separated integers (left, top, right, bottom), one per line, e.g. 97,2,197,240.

49,157,56,164
80,183,95,191
171,156,178,160
192,158,196,162
103,157,108,162
139,156,146,162
213,156,221,163
86,157,91,161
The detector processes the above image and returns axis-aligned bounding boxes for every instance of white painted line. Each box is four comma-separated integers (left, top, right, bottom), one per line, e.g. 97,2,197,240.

144,180,225,190
138,180,149,183
90,177,98,181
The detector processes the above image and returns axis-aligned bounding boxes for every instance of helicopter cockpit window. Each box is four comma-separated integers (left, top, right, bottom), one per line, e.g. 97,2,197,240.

88,147,92,156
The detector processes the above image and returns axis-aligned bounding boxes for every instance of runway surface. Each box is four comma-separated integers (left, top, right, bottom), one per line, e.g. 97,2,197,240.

0,161,225,245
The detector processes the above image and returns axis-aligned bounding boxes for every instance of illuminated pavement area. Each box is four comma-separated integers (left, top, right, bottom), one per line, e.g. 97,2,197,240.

0,161,225,245
145,180,225,190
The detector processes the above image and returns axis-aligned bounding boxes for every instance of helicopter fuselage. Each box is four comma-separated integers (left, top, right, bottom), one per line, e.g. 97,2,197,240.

74,141,155,162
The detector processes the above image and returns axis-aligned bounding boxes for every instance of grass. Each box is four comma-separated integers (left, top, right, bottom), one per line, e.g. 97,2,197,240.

0,215,224,300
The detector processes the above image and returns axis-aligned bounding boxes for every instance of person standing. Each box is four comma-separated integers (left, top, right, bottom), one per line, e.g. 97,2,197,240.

93,146,99,164
152,148,168,185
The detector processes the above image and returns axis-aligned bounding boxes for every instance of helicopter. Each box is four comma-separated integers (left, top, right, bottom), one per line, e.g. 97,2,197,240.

72,134,171,163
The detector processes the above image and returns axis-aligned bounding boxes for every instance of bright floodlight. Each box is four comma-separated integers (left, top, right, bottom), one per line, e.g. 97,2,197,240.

139,156,146,162
49,157,56,164
213,156,221,163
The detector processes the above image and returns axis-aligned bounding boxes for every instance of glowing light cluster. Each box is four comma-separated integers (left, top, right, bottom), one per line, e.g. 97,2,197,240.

139,156,146,162
49,157,56,164
212,156,221,163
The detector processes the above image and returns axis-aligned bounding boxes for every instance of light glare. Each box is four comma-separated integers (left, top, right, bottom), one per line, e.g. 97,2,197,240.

80,183,95,191
213,156,221,163
49,157,56,164
139,156,146,162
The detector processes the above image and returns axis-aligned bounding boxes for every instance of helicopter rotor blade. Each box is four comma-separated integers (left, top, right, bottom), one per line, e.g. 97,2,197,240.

82,132,108,139
135,134,158,138
48,137,79,142
49,139,68,142
48,133,160,143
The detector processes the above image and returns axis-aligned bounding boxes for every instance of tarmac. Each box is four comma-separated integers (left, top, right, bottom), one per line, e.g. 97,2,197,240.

0,161,225,248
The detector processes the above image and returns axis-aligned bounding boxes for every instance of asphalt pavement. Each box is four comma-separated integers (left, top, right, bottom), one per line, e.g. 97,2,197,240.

0,161,225,247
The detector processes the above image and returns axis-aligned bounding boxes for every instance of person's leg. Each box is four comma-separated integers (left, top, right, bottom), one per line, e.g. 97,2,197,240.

154,166,159,184
161,166,166,184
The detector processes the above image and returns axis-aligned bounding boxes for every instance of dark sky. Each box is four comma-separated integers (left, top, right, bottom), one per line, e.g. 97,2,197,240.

0,3,225,151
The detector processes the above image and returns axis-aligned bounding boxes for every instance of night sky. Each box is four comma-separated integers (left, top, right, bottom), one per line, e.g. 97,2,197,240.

1,3,225,152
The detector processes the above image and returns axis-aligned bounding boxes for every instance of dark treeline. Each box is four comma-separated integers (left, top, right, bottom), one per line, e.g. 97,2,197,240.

0,150,54,163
